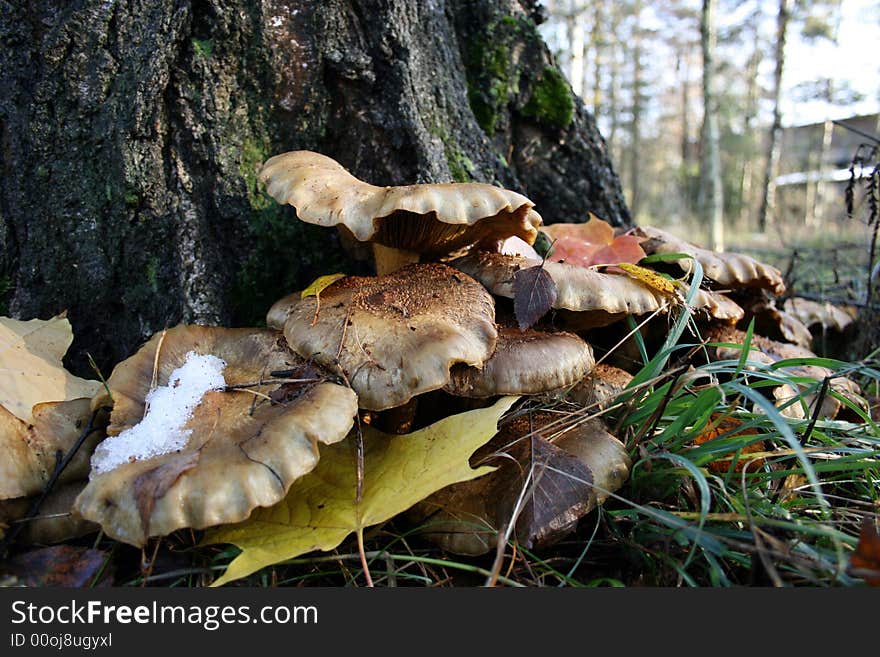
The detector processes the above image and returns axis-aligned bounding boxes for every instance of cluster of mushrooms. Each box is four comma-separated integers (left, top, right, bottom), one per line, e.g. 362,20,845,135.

1,151,867,558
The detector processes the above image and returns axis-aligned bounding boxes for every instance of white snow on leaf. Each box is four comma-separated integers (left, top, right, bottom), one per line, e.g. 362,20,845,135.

90,352,227,476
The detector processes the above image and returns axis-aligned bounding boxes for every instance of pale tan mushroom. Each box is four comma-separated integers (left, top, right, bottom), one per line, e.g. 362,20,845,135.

690,288,745,325
634,226,785,295
266,292,299,330
783,297,856,333
743,298,813,349
445,325,595,398
282,263,498,411
450,251,668,329
258,150,542,274
74,325,358,547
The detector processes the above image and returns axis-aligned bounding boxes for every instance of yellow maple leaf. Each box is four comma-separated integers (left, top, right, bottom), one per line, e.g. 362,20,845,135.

0,314,102,423
205,396,518,586
300,273,346,326
300,273,345,299
615,263,678,296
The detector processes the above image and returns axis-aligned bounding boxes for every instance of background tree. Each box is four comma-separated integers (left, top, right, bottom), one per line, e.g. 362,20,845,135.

699,0,724,251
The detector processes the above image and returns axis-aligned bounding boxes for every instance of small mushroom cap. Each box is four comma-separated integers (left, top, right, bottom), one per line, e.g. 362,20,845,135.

445,325,595,398
266,292,299,330
283,263,498,411
568,364,634,410
745,298,813,348
704,325,865,420
635,226,785,295
74,326,358,547
783,297,856,333
259,150,542,254
690,289,745,324
1,398,101,500
450,251,667,323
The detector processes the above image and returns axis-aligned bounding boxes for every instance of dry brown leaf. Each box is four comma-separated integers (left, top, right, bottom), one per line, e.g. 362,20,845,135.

512,265,558,330
0,315,102,423
693,414,766,473
850,519,880,587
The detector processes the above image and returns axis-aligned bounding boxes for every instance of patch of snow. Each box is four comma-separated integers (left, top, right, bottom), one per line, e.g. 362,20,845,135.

90,352,227,476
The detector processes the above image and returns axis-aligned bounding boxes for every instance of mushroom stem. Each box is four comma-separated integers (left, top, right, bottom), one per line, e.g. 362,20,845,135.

372,243,420,275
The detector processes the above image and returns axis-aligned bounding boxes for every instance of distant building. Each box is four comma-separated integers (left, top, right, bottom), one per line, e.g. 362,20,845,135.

774,113,879,226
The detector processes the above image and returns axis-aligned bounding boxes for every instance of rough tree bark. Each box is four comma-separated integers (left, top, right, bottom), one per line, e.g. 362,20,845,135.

0,0,629,375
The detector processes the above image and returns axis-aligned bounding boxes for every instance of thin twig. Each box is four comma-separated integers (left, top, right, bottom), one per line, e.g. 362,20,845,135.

0,406,107,557
145,329,168,419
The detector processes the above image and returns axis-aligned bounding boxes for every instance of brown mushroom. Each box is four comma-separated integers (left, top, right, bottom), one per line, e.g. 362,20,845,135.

634,225,785,295
742,298,813,349
281,263,498,411
413,411,631,555
445,324,595,398
450,251,668,329
74,325,358,547
568,364,635,411
258,150,542,274
704,325,866,420
783,297,856,333
0,482,97,545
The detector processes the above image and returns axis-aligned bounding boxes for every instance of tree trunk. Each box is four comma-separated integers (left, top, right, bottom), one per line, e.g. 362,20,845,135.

699,0,723,251
738,9,763,228
628,0,643,219
757,0,791,232
0,0,629,375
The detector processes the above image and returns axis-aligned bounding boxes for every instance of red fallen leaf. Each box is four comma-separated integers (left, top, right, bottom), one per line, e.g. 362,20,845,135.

1,545,110,587
544,216,646,268
850,518,880,586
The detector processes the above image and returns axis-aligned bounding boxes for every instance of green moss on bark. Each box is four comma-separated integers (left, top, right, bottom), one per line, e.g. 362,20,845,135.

230,138,352,326
464,18,528,136
522,67,574,130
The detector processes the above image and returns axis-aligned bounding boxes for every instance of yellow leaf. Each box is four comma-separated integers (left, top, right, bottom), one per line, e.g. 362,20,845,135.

615,263,678,296
0,314,102,423
205,396,518,586
300,273,345,299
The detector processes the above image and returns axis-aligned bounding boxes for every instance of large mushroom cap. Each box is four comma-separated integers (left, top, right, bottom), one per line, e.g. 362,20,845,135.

450,251,668,327
446,325,594,398
635,226,785,295
259,151,542,257
282,263,498,411
74,325,358,546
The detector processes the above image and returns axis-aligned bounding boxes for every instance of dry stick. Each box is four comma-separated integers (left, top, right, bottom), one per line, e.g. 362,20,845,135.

144,329,168,419
223,377,322,390
0,406,107,557
140,539,162,588
351,406,372,587
801,376,831,444
593,306,668,368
